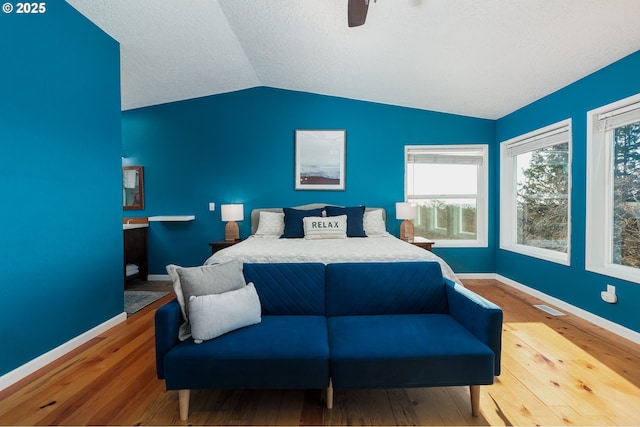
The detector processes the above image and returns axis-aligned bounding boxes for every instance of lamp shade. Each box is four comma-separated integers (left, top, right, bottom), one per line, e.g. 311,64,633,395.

396,202,417,220
221,204,244,222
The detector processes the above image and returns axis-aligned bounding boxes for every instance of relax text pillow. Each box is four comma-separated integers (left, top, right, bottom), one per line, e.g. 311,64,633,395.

303,215,348,239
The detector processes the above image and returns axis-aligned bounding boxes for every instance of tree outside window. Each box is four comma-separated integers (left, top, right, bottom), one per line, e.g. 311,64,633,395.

586,96,640,283
516,143,569,253
500,120,571,264
612,122,640,268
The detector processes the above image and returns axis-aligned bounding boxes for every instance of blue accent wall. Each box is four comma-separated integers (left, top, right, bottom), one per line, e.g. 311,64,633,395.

122,88,496,275
0,3,122,376
496,50,640,333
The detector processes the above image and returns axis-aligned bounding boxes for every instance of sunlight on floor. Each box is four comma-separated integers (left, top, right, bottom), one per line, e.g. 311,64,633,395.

482,321,640,426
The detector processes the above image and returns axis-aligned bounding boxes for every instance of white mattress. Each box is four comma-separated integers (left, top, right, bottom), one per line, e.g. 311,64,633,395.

204,233,460,284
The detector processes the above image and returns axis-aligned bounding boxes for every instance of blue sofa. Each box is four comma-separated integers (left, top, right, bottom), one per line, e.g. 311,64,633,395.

155,261,502,420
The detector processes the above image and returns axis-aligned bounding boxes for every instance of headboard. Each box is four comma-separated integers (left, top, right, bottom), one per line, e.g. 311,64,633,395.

250,203,386,235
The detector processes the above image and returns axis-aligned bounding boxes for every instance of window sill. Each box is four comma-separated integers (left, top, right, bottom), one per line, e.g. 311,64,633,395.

431,240,488,248
586,264,640,285
500,244,570,266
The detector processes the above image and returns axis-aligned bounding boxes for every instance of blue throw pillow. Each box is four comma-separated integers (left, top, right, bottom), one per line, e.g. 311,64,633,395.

281,207,324,238
325,205,367,237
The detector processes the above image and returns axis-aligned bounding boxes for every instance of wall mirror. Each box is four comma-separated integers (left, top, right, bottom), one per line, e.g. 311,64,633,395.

123,166,144,210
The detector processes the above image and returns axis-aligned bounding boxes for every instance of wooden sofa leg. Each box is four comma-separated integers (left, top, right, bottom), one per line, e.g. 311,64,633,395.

326,379,334,409
178,389,190,421
470,385,480,417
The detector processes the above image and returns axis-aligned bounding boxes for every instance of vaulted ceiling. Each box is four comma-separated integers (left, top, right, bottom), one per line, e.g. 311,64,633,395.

67,0,640,119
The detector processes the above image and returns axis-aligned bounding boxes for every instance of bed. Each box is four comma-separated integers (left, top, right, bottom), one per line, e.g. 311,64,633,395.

204,203,460,284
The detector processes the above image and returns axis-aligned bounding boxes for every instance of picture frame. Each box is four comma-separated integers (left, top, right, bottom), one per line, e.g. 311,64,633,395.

295,130,346,191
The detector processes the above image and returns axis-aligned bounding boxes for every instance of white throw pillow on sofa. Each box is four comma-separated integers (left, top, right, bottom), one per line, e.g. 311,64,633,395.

188,283,262,344
166,260,246,340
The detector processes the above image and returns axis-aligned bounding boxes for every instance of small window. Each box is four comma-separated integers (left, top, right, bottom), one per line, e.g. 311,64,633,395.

500,120,572,264
586,94,640,284
405,145,488,247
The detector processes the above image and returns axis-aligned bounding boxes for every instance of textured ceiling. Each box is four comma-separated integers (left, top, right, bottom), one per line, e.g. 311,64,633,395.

66,0,640,119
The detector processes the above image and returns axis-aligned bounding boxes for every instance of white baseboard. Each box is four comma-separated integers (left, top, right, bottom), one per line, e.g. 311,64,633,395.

495,273,640,346
148,274,170,281
0,312,127,392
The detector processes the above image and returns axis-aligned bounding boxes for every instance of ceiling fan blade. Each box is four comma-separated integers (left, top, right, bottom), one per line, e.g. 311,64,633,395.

348,0,369,27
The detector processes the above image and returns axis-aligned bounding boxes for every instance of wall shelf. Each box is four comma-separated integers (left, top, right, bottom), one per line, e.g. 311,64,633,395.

148,215,195,222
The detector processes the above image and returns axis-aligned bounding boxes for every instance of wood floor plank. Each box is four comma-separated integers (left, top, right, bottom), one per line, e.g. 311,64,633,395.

321,390,349,426
249,390,283,426
101,364,167,426
275,390,305,426
443,386,489,426
474,282,640,426
37,335,157,426
0,326,156,425
73,346,158,425
135,386,182,426
217,389,262,425
420,387,468,425
1,280,639,426
405,388,448,425
300,389,325,426
506,322,640,424
486,366,565,426
499,330,573,408
328,389,398,426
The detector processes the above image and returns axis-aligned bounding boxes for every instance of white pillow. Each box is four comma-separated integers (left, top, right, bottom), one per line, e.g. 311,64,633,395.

254,211,285,236
363,209,386,236
166,260,246,340
188,283,262,343
303,215,347,239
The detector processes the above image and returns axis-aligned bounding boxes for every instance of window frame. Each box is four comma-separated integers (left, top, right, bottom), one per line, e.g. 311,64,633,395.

433,205,448,232
586,93,640,284
499,119,572,265
404,144,489,248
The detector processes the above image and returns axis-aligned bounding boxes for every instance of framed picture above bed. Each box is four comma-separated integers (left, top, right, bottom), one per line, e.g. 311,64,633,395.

295,130,346,190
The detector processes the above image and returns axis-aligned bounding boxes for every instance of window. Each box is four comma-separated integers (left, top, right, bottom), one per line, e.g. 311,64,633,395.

405,145,488,247
587,94,640,284
500,120,572,264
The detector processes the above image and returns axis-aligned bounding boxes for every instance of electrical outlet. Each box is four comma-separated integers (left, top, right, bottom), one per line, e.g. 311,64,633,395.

601,284,618,304
209,202,215,211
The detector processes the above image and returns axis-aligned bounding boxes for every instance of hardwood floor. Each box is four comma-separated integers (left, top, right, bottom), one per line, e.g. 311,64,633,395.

1,279,639,426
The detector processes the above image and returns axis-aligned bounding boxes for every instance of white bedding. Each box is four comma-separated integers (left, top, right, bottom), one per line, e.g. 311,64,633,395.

204,233,460,284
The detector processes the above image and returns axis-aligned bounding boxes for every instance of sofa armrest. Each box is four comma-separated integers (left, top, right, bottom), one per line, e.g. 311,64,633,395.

155,299,182,379
445,280,503,375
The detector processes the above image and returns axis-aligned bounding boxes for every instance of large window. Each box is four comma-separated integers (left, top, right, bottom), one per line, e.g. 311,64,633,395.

500,120,572,264
405,145,488,247
587,94,640,284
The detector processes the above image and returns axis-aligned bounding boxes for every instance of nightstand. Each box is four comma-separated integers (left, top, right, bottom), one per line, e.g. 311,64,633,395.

209,239,242,255
409,237,434,252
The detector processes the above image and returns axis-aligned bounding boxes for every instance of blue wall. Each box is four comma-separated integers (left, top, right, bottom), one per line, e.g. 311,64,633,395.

0,3,122,376
496,50,640,333
122,88,496,275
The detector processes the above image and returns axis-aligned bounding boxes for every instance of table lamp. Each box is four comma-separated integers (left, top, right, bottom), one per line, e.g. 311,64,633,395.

221,204,244,241
396,202,418,242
